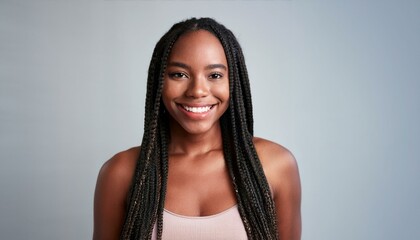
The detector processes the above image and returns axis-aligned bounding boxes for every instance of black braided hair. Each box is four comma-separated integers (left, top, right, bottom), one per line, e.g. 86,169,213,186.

120,17,279,240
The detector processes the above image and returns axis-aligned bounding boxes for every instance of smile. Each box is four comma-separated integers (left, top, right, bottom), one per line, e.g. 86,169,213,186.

180,104,215,113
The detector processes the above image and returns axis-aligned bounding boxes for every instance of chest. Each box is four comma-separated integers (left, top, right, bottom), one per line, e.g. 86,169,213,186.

151,205,248,240
164,152,237,216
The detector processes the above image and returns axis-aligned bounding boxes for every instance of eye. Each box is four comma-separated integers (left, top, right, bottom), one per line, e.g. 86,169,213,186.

168,72,188,79
209,72,223,79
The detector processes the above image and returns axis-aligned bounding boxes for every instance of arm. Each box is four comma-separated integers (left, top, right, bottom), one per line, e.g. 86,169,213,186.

254,138,302,240
93,148,138,240
272,151,301,239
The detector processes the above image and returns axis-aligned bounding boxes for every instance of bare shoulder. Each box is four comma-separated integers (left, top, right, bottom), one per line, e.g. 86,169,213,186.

253,137,301,239
93,146,140,240
95,146,140,206
253,137,300,196
98,146,140,183
253,137,298,174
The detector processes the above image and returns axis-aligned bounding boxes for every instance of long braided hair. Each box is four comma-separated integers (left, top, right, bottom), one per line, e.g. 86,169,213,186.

120,17,279,240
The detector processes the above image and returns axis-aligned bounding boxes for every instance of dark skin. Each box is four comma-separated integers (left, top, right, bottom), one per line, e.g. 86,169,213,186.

93,30,301,240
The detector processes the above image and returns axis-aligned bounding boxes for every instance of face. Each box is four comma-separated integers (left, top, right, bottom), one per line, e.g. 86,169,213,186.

162,30,230,135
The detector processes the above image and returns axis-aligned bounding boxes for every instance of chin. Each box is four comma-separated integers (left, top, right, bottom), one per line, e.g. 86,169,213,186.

180,122,217,135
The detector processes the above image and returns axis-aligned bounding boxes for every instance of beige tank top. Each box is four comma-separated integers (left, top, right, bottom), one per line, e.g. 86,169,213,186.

151,205,248,240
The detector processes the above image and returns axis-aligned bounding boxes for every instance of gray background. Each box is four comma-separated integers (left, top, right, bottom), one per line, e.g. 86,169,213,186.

1,0,419,239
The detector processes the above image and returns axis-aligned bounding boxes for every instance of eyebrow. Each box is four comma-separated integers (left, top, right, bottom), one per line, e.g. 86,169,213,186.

205,64,227,71
168,62,190,70
168,62,227,71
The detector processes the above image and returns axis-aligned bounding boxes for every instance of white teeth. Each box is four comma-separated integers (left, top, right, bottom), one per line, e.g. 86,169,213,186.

182,105,212,113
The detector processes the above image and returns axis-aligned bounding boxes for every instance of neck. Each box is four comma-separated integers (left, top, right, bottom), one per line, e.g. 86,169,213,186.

168,121,223,156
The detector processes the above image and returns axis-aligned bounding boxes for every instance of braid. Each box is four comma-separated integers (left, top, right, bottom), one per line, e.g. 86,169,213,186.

120,31,177,239
156,113,169,239
121,17,279,239
208,20,279,239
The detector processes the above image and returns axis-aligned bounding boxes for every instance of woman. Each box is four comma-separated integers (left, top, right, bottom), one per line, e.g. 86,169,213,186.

93,18,301,240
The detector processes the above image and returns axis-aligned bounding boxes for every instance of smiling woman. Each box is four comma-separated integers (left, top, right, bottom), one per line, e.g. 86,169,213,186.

93,17,301,240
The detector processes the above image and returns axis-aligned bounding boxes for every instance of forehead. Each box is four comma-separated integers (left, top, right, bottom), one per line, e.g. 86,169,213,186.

168,30,227,64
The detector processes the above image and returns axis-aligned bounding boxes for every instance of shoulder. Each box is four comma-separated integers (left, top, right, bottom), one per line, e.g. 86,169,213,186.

95,146,140,202
253,137,294,162
98,146,140,184
253,137,297,174
253,137,300,198
253,137,302,239
93,146,140,240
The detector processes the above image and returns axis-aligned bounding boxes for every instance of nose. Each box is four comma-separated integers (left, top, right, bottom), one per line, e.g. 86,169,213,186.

186,75,209,98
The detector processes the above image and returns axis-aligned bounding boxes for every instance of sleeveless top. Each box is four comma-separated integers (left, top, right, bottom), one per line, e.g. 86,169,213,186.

151,205,248,240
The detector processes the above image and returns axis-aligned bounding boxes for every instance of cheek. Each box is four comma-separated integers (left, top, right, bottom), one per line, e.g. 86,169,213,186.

161,83,173,108
214,81,230,102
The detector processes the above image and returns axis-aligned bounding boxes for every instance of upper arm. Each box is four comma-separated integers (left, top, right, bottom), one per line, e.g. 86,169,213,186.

93,148,138,240
254,138,302,240
273,151,301,240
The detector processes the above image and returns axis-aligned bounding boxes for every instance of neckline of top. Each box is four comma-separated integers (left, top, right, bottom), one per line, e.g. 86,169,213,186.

163,204,238,219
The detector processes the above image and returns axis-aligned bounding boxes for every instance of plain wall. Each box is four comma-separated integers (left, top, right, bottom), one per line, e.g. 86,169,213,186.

1,0,419,239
